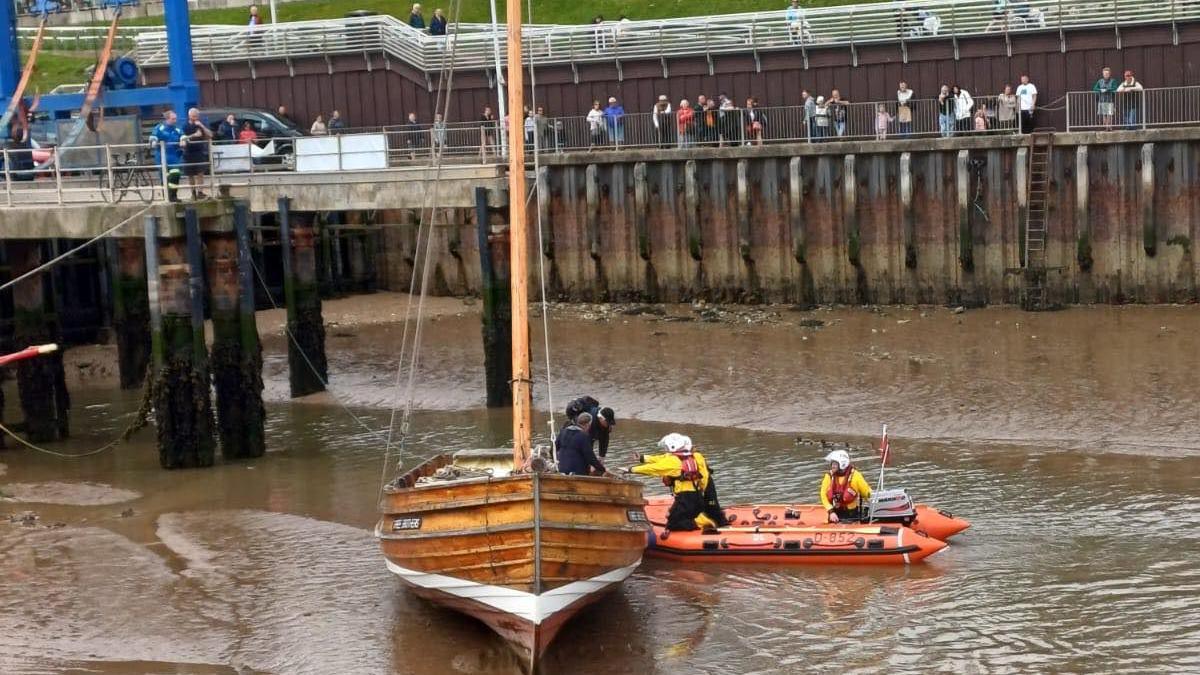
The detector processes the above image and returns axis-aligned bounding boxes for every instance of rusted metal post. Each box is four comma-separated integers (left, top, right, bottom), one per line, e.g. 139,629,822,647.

147,212,216,469
476,187,512,407
7,240,70,443
109,237,152,389
279,196,328,397
206,202,265,460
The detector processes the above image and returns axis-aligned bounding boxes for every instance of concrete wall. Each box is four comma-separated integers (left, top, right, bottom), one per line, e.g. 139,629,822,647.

379,129,1200,306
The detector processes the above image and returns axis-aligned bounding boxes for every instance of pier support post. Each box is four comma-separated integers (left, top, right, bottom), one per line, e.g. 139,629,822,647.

109,238,151,389
477,187,512,408
146,213,216,469
206,203,266,460
8,241,70,443
279,197,328,397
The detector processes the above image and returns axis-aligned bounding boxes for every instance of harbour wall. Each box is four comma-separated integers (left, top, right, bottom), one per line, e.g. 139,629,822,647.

378,129,1200,306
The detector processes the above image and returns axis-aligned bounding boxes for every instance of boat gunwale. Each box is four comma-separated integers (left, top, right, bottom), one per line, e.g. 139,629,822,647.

374,519,652,540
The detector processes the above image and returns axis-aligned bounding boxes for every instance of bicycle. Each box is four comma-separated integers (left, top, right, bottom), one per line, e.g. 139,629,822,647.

98,150,159,204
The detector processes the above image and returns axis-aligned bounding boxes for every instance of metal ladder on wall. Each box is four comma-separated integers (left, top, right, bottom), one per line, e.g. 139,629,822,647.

1022,130,1054,310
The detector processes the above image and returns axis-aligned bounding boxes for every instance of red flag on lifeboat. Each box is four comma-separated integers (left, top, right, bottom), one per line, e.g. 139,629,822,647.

878,424,891,467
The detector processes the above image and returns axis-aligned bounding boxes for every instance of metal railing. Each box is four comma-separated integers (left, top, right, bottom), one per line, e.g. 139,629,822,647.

130,0,1200,72
1065,85,1200,131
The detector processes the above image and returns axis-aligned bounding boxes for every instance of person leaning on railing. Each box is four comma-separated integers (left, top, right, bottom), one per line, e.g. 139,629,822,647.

1116,70,1143,130
1092,67,1119,130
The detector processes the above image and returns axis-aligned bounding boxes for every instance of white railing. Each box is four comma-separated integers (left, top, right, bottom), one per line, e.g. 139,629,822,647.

130,0,1200,72
1065,85,1200,131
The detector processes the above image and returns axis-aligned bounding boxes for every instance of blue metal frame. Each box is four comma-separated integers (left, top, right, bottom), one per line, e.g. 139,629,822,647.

0,0,199,122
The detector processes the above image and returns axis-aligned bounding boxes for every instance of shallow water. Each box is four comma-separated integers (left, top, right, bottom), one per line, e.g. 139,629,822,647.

2,306,1200,674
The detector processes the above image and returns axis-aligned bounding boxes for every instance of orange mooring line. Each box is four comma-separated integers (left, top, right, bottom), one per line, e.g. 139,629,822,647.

0,18,47,132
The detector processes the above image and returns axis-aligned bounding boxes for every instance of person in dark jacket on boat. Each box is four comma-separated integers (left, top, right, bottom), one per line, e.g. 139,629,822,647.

627,433,729,533
556,412,607,476
565,396,616,459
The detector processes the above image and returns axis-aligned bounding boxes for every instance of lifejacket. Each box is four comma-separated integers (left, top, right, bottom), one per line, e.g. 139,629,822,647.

826,467,859,507
663,451,703,491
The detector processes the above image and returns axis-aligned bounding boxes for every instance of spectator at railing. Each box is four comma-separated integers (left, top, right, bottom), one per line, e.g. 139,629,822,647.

812,96,831,140
953,85,975,133
677,99,695,149
216,113,238,143
937,85,954,137
238,121,258,144
604,97,625,146
182,107,211,200
1116,70,1143,129
718,95,739,146
149,111,184,191
1016,74,1038,133
917,8,942,37
699,98,720,146
430,112,447,152
585,101,606,149
786,0,813,44
311,114,327,135
802,90,816,139
1092,67,1119,130
480,106,499,158
524,109,535,148
974,104,990,132
533,106,553,149
996,84,1017,129
651,95,674,148
403,112,424,158
248,4,261,27
896,82,914,136
875,103,894,140
328,110,346,133
986,0,1008,32
744,98,767,146
430,9,447,36
592,16,607,53
829,90,850,137
409,4,425,30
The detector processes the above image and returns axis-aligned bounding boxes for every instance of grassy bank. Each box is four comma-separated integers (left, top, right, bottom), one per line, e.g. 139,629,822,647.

32,52,94,93
122,0,869,27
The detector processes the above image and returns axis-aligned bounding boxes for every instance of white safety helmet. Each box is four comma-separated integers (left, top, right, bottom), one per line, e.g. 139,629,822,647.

658,433,693,454
824,449,851,472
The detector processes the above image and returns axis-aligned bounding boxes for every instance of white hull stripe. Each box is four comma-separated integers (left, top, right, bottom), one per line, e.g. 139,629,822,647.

384,559,641,625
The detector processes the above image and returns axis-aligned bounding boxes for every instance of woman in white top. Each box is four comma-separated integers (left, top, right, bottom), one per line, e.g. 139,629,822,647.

896,82,914,136
952,85,974,133
651,94,673,148
310,114,327,135
585,100,606,148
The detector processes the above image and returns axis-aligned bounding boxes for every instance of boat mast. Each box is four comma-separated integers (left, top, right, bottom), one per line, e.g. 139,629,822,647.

506,0,532,468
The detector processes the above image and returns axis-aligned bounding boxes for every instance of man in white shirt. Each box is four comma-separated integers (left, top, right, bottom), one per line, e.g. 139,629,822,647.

1015,74,1038,133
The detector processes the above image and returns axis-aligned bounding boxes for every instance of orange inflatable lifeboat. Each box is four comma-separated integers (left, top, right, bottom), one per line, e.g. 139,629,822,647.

644,496,947,565
714,493,970,542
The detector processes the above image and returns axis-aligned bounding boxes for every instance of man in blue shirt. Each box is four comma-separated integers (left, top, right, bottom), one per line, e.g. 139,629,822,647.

603,96,625,146
555,412,608,476
150,110,184,201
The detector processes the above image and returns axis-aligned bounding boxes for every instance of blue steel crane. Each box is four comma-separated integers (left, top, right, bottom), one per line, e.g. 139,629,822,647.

0,0,200,121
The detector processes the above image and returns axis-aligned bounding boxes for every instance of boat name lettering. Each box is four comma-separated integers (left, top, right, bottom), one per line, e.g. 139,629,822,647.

392,517,423,531
627,510,649,523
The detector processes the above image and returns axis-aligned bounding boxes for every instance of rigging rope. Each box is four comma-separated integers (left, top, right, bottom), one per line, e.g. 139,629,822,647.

525,0,557,447
379,0,465,491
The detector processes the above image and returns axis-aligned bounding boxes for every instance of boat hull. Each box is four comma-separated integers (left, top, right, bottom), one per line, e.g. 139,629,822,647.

643,497,947,565
649,498,970,541
376,454,648,665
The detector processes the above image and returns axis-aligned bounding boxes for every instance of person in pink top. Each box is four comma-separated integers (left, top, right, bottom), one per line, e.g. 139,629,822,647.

874,103,894,140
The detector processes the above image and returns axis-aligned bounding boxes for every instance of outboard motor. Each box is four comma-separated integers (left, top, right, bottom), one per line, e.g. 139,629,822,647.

866,488,917,524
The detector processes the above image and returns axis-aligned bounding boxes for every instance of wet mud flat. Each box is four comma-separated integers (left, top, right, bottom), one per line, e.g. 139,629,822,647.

3,298,1199,673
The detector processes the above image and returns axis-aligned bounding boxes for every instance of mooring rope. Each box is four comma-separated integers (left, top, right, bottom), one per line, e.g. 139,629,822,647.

0,377,154,459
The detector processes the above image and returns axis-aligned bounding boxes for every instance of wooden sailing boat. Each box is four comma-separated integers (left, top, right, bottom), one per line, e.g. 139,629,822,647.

374,2,649,667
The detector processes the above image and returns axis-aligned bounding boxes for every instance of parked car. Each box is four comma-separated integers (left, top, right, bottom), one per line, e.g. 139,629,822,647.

200,107,303,165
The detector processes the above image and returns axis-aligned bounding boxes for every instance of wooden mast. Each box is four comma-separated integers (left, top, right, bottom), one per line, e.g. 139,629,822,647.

506,0,532,468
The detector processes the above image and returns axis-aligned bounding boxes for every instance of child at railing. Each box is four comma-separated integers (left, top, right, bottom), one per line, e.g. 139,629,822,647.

875,103,894,140
974,104,990,132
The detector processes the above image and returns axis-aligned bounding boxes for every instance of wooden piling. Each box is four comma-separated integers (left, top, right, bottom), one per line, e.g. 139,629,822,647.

207,202,266,460
279,196,328,397
146,213,216,469
476,187,513,408
108,238,151,389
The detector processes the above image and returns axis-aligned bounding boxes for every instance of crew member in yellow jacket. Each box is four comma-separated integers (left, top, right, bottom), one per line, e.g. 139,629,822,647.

820,449,873,523
629,433,728,532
